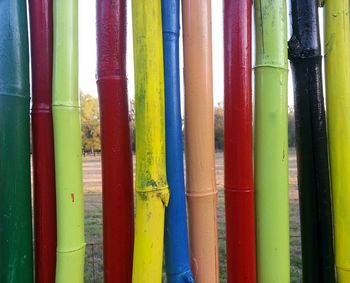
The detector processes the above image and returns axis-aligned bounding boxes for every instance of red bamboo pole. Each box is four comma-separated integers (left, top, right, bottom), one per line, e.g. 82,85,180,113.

224,0,256,282
96,1,134,282
28,0,57,282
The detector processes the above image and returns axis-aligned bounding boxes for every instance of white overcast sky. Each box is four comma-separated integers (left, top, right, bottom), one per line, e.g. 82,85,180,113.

79,1,325,108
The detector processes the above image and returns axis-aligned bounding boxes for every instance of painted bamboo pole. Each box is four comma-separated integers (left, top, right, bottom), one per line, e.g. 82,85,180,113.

324,0,350,281
96,1,134,282
162,0,194,282
131,0,170,282
289,0,335,282
182,1,219,282
28,1,57,282
53,0,85,282
254,0,289,282
0,1,33,282
224,0,256,282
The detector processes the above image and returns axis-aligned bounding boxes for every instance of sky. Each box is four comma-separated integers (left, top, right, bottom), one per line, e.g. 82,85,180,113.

79,1,325,108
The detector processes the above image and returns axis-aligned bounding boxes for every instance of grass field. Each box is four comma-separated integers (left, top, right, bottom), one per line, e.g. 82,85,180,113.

83,149,302,282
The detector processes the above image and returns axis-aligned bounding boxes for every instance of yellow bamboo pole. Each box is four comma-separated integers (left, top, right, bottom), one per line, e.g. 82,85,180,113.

182,0,219,282
324,0,350,281
131,0,169,282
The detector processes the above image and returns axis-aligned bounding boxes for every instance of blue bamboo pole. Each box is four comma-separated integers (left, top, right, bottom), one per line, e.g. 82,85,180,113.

162,1,194,282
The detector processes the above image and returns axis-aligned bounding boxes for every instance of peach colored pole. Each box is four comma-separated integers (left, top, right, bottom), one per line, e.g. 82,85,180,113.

182,1,219,282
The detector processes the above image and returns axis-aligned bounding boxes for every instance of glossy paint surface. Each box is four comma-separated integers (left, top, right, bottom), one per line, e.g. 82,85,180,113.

289,0,335,282
324,0,350,281
254,0,290,281
28,0,57,282
182,1,219,282
224,0,256,282
53,0,86,282
162,0,194,282
96,1,134,282
132,0,170,282
0,1,33,282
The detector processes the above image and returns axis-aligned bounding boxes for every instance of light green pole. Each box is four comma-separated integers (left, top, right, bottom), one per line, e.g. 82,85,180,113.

53,0,85,282
254,0,290,282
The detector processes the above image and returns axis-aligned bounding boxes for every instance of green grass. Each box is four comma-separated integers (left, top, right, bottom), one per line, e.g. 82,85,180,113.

83,151,302,282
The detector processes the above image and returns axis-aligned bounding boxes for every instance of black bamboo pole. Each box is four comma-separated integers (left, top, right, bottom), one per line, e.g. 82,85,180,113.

288,0,335,282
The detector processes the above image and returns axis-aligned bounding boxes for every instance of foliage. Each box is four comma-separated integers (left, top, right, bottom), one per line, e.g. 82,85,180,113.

78,94,295,154
129,100,136,152
80,92,101,153
129,101,225,151
215,103,224,150
213,103,296,150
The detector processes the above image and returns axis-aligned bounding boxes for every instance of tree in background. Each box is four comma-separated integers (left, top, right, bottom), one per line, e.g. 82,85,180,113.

214,103,295,150
215,103,224,150
129,100,225,151
80,92,101,154
288,107,296,148
78,95,294,154
129,100,136,152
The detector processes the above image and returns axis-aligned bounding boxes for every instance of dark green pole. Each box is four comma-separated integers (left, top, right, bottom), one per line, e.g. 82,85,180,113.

0,1,33,282
288,1,335,282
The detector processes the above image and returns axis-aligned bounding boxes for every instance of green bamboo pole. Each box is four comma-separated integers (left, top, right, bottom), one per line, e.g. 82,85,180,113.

254,0,290,282
53,0,85,282
324,0,350,281
131,0,170,282
0,1,33,282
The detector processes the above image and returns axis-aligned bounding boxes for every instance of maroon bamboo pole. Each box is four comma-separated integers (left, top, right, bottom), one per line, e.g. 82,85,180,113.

224,0,256,282
96,1,134,282
28,0,57,282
